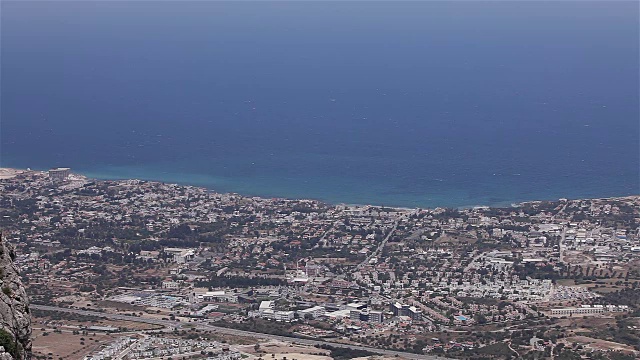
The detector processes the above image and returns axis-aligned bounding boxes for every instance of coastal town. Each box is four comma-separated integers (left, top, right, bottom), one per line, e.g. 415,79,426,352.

0,168,639,360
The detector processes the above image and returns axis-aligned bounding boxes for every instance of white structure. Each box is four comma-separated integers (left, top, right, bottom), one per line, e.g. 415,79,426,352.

49,167,70,181
324,309,352,320
191,290,238,303
258,301,275,314
298,306,326,319
369,310,384,323
550,305,630,316
162,281,180,290
164,248,195,264
345,302,366,311
260,309,295,322
256,301,295,322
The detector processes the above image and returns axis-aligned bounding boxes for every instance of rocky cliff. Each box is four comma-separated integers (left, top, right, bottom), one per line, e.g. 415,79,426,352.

0,233,31,359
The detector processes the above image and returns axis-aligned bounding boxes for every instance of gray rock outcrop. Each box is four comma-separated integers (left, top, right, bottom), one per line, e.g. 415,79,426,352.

0,232,32,359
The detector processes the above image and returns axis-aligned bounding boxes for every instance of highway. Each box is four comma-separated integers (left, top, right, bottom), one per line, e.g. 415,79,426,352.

32,304,450,360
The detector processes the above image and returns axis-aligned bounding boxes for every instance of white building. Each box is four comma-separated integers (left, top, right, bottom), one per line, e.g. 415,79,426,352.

272,310,295,322
164,248,195,264
298,306,325,319
369,310,384,323
550,305,622,316
162,281,180,290
191,290,238,303
49,167,70,182
259,309,295,322
258,301,274,315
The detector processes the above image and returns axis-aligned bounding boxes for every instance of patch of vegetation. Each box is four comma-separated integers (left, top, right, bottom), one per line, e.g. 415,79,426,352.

316,344,376,360
212,318,296,338
195,276,286,288
555,348,582,360
589,318,640,351
0,329,18,359
601,288,640,308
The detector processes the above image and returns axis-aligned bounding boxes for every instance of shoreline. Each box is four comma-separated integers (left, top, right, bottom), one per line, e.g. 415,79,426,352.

3,167,638,211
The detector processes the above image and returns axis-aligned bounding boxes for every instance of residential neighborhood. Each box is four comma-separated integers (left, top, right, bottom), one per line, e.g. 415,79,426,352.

1,169,639,359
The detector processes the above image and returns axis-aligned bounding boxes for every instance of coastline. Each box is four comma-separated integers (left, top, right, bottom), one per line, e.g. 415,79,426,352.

0,167,30,180
3,167,638,211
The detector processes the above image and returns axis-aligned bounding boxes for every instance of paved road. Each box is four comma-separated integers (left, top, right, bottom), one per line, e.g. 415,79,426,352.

357,221,399,269
313,220,338,249
559,225,567,263
506,340,519,358
463,251,482,272
113,337,144,360
553,201,569,263
32,304,450,360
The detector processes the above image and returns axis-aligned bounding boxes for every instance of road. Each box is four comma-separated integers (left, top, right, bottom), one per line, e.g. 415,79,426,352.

32,304,450,360
506,340,520,357
463,252,482,272
313,220,338,249
357,220,399,269
559,225,567,264
114,336,144,360
554,201,569,264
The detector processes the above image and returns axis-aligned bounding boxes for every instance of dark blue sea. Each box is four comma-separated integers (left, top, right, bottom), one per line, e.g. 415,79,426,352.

1,1,638,208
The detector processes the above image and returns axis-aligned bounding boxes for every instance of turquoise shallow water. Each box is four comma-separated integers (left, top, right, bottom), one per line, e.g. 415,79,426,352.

56,158,638,209
1,2,638,208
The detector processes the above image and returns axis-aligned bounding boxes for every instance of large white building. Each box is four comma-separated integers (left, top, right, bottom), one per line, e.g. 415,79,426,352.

191,290,238,303
49,167,70,182
162,281,180,290
550,305,630,316
298,306,326,319
164,248,195,264
260,309,295,322
258,300,274,314
348,309,385,323
390,302,422,320
369,310,384,323
257,301,295,322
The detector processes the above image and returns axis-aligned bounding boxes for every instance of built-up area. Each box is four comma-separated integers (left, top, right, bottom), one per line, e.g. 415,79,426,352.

1,168,639,360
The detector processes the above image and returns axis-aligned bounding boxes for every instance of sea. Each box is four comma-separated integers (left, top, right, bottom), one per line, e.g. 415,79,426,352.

1,1,638,208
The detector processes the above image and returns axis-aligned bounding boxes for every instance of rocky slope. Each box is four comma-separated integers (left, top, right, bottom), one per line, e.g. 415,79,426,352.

0,232,31,359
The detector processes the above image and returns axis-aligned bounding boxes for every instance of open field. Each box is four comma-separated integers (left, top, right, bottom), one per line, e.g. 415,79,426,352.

555,275,638,294
553,316,615,332
563,335,636,353
266,353,331,360
32,329,116,360
204,332,258,345
242,340,332,360
33,312,162,332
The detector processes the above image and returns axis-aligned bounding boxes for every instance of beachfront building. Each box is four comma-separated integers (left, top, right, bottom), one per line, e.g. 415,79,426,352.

48,167,70,181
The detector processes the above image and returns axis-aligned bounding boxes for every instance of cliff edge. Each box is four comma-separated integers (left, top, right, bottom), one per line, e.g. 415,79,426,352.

0,233,31,359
